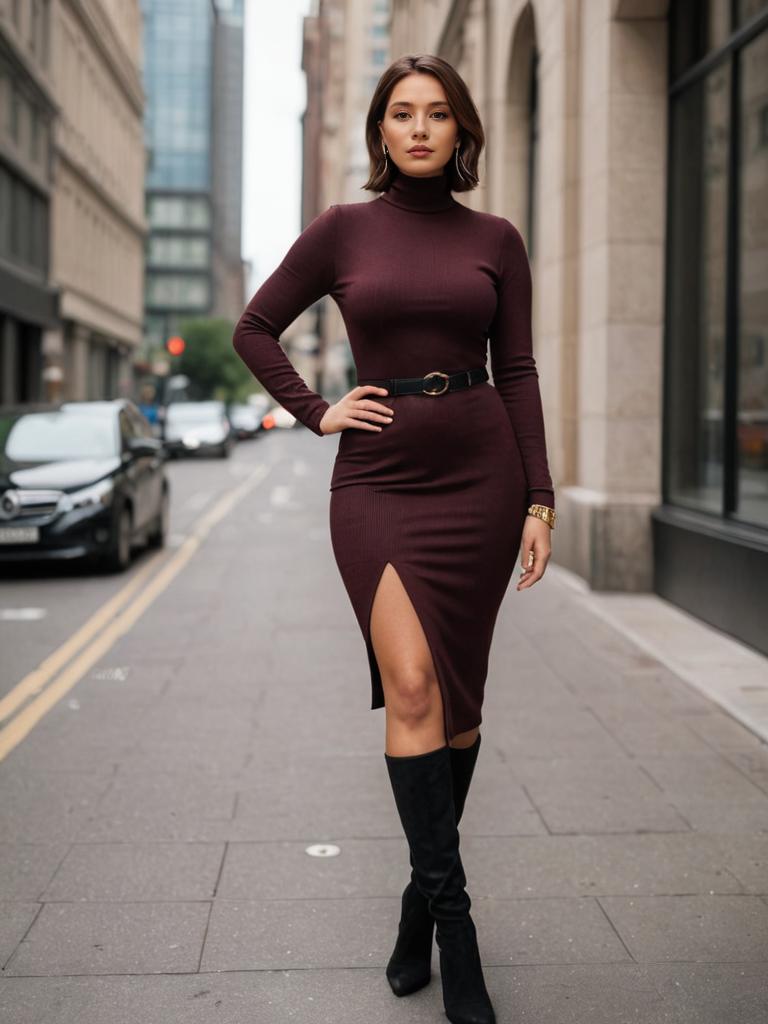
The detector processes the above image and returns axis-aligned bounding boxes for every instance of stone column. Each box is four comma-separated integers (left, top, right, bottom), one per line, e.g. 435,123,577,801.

556,0,668,590
68,323,91,401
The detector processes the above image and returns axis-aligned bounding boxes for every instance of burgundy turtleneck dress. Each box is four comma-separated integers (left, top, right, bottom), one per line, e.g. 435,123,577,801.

233,168,555,742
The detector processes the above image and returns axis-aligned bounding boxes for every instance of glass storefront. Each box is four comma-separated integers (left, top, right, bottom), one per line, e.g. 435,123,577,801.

657,1,768,654
667,0,768,528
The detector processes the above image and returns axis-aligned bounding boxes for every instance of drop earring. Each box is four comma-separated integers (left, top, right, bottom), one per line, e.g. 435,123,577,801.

454,144,475,185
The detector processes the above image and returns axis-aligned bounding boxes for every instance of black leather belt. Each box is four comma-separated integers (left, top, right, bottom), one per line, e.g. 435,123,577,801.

357,367,489,396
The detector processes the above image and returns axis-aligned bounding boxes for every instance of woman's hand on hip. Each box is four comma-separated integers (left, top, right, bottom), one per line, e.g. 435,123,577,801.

517,515,552,590
319,385,394,435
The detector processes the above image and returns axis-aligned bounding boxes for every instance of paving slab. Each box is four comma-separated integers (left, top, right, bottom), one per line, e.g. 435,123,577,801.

508,757,692,834
3,900,211,976
598,893,768,962
0,843,69,901
39,842,225,901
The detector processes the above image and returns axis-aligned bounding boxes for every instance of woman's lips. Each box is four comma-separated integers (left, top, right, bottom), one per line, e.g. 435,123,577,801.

408,149,433,157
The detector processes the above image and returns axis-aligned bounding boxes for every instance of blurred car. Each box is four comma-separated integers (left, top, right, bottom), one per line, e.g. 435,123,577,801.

269,406,297,429
228,402,263,440
163,400,234,458
0,400,169,572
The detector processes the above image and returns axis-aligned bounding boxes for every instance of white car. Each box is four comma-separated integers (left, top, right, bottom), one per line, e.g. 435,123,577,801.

163,401,234,458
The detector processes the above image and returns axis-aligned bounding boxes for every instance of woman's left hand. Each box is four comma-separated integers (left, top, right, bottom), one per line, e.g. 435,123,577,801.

516,515,552,591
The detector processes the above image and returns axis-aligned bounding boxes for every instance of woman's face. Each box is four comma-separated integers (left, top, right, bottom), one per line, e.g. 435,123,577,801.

378,72,458,178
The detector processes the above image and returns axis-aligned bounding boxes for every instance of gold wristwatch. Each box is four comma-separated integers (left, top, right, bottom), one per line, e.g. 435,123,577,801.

527,503,556,529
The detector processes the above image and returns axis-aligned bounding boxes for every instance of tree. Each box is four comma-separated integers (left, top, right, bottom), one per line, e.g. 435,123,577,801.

173,318,262,403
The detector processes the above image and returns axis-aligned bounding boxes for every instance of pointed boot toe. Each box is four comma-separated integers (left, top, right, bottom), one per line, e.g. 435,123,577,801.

386,879,434,995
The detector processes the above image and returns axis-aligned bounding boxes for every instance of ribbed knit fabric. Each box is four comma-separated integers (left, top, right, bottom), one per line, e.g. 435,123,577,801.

233,168,556,742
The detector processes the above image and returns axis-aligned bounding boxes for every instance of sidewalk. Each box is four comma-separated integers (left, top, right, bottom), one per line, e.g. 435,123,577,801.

1,432,767,1023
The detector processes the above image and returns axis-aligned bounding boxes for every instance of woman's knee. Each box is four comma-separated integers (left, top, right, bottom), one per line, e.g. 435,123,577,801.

385,666,437,723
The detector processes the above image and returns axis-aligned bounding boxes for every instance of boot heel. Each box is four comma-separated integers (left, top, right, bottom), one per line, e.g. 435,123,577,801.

437,914,495,1024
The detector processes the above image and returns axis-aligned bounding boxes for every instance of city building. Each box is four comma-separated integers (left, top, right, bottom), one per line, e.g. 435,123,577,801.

313,0,767,654
210,0,245,320
55,0,146,401
303,0,391,397
141,0,245,356
0,0,58,404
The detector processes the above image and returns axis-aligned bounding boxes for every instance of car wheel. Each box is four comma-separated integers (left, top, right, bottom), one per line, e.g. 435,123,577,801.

147,487,169,549
106,504,133,572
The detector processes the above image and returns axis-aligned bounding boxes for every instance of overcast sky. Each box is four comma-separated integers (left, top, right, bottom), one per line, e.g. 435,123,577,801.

241,0,311,296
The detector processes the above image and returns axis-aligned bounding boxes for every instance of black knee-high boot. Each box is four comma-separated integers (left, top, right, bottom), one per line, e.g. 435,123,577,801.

386,734,482,996
384,742,495,1024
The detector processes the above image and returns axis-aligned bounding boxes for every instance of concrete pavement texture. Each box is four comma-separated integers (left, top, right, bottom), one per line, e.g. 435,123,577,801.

1,431,767,1023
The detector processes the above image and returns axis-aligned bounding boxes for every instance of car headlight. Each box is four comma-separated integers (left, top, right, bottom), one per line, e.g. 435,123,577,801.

58,478,115,513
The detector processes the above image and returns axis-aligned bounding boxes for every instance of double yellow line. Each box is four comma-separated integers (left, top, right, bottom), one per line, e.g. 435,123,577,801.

0,461,272,762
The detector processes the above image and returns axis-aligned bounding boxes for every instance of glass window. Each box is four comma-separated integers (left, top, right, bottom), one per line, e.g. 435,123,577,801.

10,82,20,142
666,2,768,527
13,178,33,264
30,192,47,272
30,106,39,161
736,27,768,526
736,0,768,28
147,234,209,267
147,195,210,229
0,165,11,260
141,0,213,191
146,273,210,309
671,0,732,78
2,412,119,462
667,64,731,514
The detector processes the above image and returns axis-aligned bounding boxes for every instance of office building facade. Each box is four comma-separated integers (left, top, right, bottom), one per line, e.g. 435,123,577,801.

141,0,244,353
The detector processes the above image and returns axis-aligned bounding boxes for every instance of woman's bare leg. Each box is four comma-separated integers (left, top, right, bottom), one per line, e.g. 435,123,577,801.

370,562,479,755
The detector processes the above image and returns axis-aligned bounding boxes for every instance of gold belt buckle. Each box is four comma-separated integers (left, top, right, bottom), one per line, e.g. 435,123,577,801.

422,370,450,396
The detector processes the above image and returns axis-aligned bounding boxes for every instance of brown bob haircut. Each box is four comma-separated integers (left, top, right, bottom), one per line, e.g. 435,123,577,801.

362,54,485,195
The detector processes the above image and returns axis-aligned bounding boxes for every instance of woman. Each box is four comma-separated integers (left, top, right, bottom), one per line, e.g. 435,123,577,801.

233,53,555,1024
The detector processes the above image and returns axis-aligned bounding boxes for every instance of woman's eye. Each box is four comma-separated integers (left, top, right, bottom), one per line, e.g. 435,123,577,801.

394,111,449,120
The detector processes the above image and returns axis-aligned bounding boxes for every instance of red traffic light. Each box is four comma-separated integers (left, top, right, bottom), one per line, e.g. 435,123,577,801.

166,336,185,356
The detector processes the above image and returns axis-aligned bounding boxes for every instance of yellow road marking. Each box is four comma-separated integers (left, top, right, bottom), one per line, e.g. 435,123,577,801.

0,462,271,762
0,552,165,725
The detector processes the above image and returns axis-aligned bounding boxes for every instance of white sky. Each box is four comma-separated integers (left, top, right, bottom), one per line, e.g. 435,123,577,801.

241,0,312,296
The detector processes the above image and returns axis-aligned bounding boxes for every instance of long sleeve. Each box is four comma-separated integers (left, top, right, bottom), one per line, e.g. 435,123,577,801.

488,218,555,511
232,204,340,436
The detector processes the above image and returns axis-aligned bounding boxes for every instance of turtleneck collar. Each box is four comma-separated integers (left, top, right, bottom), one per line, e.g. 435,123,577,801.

379,168,457,213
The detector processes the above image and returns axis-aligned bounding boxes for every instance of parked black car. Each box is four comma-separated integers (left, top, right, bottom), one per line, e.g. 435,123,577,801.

0,400,169,572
